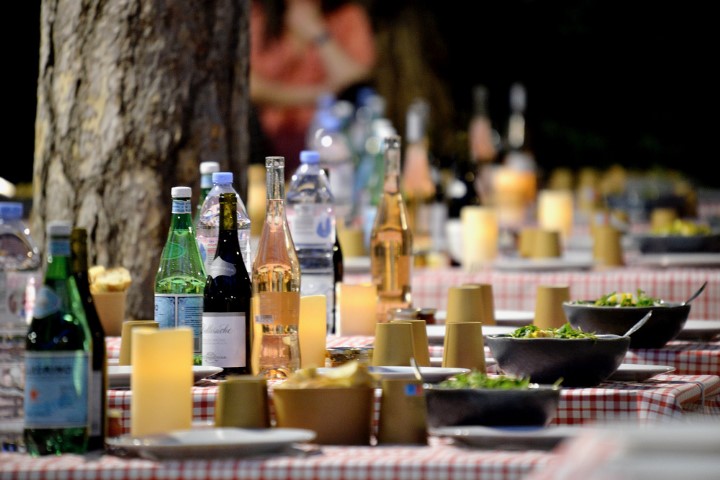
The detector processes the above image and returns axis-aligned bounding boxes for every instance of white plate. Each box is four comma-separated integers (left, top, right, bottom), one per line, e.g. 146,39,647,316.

108,365,223,388
607,364,675,382
107,427,316,460
344,256,370,273
630,253,720,268
676,320,720,341
429,357,497,370
426,325,516,345
493,253,594,272
430,425,580,450
436,310,534,327
318,366,470,383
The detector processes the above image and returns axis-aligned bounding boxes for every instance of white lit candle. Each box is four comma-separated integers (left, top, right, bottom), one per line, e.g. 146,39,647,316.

131,328,193,436
537,189,574,241
337,283,377,336
299,295,327,368
460,206,498,270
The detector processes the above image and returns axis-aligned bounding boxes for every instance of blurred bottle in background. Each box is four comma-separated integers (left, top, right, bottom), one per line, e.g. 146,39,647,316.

155,187,206,354
70,227,107,452
194,161,220,230
311,110,355,226
252,157,301,379
286,150,336,334
370,135,413,323
24,221,90,456
401,98,436,262
0,201,41,449
196,172,252,272
468,85,499,204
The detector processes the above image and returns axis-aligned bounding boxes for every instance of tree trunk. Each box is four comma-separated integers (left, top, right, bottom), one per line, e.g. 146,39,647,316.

32,0,250,319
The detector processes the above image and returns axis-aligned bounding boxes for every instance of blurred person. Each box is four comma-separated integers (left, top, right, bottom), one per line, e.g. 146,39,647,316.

250,0,376,175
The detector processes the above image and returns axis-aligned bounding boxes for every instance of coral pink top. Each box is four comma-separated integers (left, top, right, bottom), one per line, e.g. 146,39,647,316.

250,2,376,150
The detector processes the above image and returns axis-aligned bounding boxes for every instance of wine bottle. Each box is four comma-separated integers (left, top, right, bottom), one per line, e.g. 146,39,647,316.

155,187,206,354
331,228,343,334
252,156,301,379
370,135,413,323
70,227,107,451
24,221,91,456
202,192,252,376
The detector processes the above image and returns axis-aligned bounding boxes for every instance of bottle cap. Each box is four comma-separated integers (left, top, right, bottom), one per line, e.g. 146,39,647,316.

200,161,220,175
300,150,320,164
318,110,341,132
212,172,234,184
0,201,23,220
171,186,192,198
47,220,72,236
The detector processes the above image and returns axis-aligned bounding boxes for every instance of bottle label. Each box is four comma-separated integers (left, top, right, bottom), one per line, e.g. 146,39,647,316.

208,257,236,278
287,205,335,247
253,291,300,327
154,294,203,352
24,351,89,428
32,286,62,319
201,312,247,367
172,199,192,214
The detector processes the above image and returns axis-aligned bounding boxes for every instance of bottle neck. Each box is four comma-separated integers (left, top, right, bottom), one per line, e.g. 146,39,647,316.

219,193,239,233
171,197,194,230
266,157,285,201
383,138,401,195
70,229,91,296
46,235,73,281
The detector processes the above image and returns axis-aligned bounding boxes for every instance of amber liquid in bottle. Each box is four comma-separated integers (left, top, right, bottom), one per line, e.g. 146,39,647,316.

252,156,301,379
370,135,413,322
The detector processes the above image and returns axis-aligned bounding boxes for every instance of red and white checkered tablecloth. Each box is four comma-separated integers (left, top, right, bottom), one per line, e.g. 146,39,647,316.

623,341,720,375
0,444,557,480
346,267,720,320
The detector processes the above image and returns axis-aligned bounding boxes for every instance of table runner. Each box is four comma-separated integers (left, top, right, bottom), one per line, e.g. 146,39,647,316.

0,442,557,480
346,267,720,319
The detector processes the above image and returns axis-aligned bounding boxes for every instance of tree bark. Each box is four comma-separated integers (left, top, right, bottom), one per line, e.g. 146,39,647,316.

32,0,250,319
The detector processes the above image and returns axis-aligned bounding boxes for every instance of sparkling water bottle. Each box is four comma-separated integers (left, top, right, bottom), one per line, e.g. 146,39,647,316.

286,150,336,333
196,171,252,273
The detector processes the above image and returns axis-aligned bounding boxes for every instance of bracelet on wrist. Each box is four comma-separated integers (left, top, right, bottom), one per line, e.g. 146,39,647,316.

313,31,331,46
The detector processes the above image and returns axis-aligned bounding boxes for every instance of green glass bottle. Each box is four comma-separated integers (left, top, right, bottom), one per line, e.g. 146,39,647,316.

70,227,107,451
202,192,252,376
24,220,91,456
155,186,207,354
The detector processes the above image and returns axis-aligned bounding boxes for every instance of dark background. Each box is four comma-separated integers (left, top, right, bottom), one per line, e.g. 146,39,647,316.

8,1,718,188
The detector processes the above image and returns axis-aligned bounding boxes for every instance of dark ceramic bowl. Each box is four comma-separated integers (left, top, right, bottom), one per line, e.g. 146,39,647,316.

562,301,690,349
635,233,720,254
484,334,630,387
424,382,560,428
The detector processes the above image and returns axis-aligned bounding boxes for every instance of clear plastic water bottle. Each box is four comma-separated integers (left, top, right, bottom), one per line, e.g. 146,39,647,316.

0,201,41,448
311,110,355,226
196,171,252,273
286,150,336,333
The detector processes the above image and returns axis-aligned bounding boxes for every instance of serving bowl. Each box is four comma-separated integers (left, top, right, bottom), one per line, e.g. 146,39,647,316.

635,232,720,254
484,334,630,387
424,381,560,428
562,301,690,348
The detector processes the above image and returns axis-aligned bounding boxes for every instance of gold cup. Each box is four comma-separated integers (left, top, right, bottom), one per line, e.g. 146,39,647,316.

446,285,487,324
533,285,570,329
215,375,270,428
592,224,625,267
391,319,431,367
118,320,159,365
650,207,677,232
530,229,562,259
337,225,367,257
372,322,414,366
442,321,486,371
272,386,374,445
463,283,496,326
299,295,327,368
377,379,427,445
518,227,539,258
92,290,128,336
